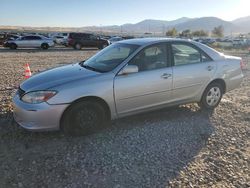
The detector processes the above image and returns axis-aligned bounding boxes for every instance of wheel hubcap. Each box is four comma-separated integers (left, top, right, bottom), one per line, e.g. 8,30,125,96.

76,44,81,49
206,87,221,106
75,108,97,130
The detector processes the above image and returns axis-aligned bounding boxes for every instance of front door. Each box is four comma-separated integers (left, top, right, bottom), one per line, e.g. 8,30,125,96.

114,43,173,116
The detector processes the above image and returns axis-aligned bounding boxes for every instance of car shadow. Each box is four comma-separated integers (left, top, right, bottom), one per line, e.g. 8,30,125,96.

0,104,215,187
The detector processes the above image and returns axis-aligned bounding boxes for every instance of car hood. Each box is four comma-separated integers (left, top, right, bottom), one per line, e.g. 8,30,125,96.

20,63,99,92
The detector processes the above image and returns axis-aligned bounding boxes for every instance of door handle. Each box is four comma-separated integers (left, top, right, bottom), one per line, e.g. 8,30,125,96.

161,73,172,79
207,66,214,71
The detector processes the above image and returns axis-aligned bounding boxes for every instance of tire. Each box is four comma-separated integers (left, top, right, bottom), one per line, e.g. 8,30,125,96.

199,82,223,109
41,43,49,50
74,43,82,50
9,43,17,50
61,101,106,136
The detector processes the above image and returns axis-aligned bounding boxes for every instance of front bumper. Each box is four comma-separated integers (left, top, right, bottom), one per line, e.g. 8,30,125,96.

13,93,69,131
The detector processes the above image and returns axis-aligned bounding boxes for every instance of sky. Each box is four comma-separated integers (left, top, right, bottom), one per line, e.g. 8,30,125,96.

0,0,250,27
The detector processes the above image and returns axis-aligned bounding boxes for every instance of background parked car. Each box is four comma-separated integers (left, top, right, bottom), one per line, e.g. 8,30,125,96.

0,33,20,45
4,35,54,49
108,36,124,44
68,32,109,50
53,36,68,46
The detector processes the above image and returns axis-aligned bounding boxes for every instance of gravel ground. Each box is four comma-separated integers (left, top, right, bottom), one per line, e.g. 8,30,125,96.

0,47,249,188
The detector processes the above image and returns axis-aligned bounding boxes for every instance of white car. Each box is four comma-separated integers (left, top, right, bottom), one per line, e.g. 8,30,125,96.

4,35,54,49
53,36,67,45
109,36,123,44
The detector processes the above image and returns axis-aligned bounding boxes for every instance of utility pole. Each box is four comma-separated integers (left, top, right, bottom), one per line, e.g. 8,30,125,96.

99,24,102,35
162,24,165,37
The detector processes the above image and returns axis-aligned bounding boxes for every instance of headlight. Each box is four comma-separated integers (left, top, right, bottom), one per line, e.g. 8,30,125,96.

21,91,57,104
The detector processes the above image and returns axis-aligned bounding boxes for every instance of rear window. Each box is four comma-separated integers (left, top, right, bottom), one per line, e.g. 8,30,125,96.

171,43,212,66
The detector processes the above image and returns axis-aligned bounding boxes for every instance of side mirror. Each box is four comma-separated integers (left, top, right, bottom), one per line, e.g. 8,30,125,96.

118,65,138,75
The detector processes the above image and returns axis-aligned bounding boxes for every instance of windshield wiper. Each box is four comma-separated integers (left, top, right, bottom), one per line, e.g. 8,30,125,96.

79,62,103,73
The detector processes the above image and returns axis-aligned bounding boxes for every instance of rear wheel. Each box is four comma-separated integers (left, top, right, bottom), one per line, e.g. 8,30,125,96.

74,43,82,50
41,43,49,50
199,83,223,109
61,101,106,136
9,43,17,49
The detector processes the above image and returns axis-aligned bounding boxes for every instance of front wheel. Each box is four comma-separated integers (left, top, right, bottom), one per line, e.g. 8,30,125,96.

41,43,49,50
199,83,223,109
61,101,106,136
9,43,17,49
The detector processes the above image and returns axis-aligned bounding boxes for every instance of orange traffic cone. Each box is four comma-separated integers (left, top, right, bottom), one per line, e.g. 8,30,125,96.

24,63,32,79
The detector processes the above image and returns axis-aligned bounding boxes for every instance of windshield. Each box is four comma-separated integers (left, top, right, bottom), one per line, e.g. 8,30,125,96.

82,43,140,72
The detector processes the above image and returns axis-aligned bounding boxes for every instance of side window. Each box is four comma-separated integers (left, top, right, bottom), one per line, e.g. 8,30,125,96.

89,35,97,40
73,33,85,39
33,36,41,40
85,34,91,39
129,44,167,72
21,36,28,40
24,36,38,40
26,36,34,40
172,43,202,66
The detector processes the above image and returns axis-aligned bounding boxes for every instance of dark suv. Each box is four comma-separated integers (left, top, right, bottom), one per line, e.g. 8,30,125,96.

0,33,19,45
68,33,110,50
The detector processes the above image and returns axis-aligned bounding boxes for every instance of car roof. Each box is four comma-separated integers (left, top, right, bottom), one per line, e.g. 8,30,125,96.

22,35,48,38
22,35,40,37
118,37,223,61
118,37,191,45
111,36,122,38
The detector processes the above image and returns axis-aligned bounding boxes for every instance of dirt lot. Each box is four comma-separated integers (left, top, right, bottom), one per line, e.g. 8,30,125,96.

0,47,249,188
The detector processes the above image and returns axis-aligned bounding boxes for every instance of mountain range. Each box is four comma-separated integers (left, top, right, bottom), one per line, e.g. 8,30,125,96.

1,16,250,35
93,16,250,35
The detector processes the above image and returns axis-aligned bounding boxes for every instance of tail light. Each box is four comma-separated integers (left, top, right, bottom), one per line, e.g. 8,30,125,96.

68,37,73,44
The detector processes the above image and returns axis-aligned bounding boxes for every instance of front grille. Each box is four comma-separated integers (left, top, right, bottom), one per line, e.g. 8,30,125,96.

17,87,25,97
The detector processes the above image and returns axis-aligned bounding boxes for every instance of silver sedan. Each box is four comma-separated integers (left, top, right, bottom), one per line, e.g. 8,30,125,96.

4,35,54,49
13,38,244,135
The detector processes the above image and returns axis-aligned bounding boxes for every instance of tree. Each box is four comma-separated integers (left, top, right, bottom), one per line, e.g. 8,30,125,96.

192,30,208,37
212,25,224,37
179,29,191,38
166,28,177,37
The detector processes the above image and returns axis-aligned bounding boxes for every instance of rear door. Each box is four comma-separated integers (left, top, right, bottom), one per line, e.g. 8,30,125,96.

88,34,98,47
79,34,91,47
170,42,216,101
114,43,173,116
32,36,42,47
